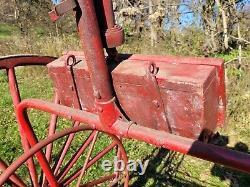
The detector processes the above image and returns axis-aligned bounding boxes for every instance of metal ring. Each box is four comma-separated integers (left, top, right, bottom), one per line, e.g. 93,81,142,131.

66,55,77,67
148,62,158,76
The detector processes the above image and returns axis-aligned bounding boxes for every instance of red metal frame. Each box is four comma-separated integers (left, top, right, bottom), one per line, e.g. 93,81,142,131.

15,99,250,175
0,0,249,186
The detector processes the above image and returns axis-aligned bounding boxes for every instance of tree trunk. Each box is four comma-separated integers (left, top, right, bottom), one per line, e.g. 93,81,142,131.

231,0,242,65
148,0,157,46
215,0,229,51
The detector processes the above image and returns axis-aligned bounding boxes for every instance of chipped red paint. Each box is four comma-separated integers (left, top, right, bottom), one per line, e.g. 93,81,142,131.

112,59,221,139
118,54,226,128
0,0,249,185
48,52,224,139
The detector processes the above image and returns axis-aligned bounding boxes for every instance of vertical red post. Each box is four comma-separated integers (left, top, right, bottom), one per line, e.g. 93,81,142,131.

102,0,119,58
102,0,115,29
76,0,113,102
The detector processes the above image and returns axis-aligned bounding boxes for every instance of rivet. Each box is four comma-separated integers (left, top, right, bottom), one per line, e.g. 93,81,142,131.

98,107,103,113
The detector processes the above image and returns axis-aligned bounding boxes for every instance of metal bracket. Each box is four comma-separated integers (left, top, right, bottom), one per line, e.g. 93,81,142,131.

49,0,77,22
145,62,172,132
95,97,120,128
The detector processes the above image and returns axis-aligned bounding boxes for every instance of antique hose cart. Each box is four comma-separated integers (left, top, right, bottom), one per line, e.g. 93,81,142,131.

0,0,249,186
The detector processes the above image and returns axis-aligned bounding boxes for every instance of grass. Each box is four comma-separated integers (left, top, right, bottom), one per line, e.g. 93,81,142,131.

0,23,19,40
0,32,249,186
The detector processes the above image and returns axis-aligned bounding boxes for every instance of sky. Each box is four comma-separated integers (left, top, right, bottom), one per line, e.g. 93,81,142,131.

51,0,249,30
177,0,250,29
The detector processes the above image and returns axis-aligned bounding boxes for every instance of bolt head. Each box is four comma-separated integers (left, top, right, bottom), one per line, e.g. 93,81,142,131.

153,100,160,108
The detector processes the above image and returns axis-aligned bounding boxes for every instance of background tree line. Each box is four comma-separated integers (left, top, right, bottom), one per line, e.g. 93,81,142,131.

0,0,249,58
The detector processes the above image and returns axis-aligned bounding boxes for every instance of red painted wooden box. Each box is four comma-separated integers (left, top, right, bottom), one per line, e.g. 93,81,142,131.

112,58,225,139
47,52,95,111
48,52,226,139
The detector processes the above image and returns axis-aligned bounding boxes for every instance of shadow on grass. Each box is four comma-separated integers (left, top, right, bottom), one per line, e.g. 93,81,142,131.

129,148,211,187
211,164,250,187
210,134,250,187
129,134,250,187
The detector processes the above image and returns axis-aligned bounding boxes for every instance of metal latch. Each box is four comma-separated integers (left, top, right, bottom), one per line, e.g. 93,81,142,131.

145,62,172,132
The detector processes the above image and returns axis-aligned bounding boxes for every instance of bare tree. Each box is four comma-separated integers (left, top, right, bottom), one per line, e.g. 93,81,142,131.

215,0,229,50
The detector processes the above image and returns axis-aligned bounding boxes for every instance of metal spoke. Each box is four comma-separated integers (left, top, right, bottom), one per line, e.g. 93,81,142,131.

45,93,59,163
62,141,117,186
7,68,39,187
86,141,117,169
114,145,121,182
80,173,116,187
0,159,26,187
53,121,80,175
76,132,99,186
41,93,59,186
0,125,92,186
57,131,97,181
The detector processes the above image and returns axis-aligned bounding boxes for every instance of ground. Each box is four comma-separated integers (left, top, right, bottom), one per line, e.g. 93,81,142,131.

0,23,249,186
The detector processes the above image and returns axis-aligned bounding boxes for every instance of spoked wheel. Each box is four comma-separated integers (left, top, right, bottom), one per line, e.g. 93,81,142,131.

0,125,129,186
0,55,129,186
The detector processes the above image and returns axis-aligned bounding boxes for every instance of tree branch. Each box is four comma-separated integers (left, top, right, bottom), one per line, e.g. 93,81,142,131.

229,35,250,44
